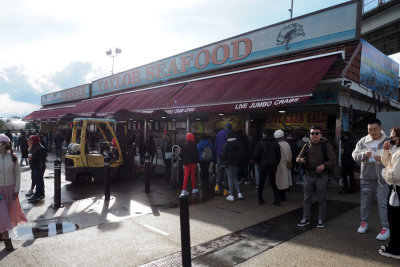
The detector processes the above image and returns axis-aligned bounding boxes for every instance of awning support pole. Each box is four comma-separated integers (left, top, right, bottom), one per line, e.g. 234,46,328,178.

144,118,147,140
186,116,190,133
245,114,250,136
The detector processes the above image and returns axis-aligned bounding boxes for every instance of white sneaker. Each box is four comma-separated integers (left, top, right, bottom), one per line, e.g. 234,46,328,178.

358,221,368,233
376,228,390,241
226,195,234,201
192,188,199,194
180,190,189,197
238,193,244,200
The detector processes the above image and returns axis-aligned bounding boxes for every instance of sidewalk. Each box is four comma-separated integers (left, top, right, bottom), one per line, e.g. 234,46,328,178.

0,150,398,266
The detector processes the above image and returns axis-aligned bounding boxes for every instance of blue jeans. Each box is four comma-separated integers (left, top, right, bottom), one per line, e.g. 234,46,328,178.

32,168,45,197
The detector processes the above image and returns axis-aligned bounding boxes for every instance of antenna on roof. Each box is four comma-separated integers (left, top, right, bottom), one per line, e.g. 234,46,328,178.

289,0,294,19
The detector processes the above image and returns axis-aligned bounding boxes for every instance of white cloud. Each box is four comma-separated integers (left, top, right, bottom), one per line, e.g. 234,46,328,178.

0,93,39,117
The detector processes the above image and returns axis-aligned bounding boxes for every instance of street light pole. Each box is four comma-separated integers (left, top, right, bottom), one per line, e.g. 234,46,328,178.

106,48,122,75
289,0,294,19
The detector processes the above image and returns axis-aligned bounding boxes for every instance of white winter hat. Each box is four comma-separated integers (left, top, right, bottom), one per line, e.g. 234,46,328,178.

0,134,10,143
274,129,284,139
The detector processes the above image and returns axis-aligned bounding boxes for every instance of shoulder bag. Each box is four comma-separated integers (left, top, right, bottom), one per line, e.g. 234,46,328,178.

389,186,400,207
280,147,292,169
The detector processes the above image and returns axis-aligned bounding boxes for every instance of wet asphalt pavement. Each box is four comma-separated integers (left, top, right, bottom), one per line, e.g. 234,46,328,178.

0,150,399,266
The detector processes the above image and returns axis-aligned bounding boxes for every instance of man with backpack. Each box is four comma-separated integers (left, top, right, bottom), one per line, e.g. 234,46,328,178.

197,134,213,188
296,126,337,228
253,129,281,206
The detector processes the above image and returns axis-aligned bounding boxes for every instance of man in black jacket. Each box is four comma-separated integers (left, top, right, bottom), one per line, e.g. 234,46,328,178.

220,132,245,201
253,129,281,206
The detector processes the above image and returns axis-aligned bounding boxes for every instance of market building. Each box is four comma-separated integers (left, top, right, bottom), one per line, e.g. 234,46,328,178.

23,1,400,151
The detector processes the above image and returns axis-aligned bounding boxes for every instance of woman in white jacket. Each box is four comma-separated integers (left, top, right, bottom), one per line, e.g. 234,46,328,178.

0,134,27,251
274,130,292,201
380,126,400,259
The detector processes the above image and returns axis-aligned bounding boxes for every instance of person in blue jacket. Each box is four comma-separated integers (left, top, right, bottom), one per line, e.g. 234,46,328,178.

197,134,214,188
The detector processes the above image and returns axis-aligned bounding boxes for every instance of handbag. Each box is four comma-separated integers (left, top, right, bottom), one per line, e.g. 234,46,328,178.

389,186,400,207
280,147,292,169
286,161,292,170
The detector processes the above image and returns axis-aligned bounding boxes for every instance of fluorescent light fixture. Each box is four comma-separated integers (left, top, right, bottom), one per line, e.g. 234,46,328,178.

278,110,286,113
218,113,224,116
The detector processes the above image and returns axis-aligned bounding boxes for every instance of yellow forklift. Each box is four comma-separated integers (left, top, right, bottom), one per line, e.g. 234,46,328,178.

64,118,135,184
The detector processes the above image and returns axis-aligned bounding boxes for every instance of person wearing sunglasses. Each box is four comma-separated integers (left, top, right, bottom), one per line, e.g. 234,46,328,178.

296,126,337,228
352,118,390,241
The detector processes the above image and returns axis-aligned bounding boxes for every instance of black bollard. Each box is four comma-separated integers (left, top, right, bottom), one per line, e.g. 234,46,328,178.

180,195,191,267
53,158,62,208
104,156,111,201
144,152,150,193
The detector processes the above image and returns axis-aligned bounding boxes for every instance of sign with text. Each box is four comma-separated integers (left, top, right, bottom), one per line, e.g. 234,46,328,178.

360,39,399,101
209,114,246,131
266,112,327,130
41,84,90,106
163,96,307,115
91,1,359,97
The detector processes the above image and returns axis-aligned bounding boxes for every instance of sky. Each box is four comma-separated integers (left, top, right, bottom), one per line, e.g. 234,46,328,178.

0,0,399,118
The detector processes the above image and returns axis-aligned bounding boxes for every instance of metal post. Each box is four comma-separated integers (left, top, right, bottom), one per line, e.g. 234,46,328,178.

245,114,250,136
186,116,190,133
53,158,62,208
144,118,147,141
179,195,191,267
145,152,150,193
104,156,111,201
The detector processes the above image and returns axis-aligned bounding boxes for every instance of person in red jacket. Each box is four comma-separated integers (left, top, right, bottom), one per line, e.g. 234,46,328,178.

180,133,199,197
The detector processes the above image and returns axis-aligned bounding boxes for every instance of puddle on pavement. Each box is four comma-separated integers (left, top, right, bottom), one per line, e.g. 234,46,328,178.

12,222,80,240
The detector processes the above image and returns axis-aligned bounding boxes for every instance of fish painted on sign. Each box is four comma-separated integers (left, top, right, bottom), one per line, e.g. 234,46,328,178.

276,23,305,50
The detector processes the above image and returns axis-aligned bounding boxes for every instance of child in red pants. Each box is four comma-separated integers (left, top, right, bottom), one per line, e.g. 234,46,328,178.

180,133,199,196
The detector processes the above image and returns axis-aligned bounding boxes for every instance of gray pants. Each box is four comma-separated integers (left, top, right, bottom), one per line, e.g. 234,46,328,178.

360,179,389,228
225,165,241,196
303,174,328,222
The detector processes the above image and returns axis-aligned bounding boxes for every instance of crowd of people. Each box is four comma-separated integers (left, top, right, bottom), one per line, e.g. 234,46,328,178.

172,119,399,260
1,118,400,259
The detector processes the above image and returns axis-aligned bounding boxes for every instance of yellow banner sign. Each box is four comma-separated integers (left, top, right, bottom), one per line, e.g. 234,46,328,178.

266,112,327,130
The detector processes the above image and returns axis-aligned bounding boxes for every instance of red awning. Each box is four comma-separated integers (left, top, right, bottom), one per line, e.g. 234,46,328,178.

23,105,76,121
159,55,338,115
71,95,118,117
40,106,76,120
22,110,45,122
97,84,186,115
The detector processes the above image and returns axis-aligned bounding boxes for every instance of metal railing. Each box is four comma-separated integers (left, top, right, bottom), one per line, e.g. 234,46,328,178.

363,0,393,13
